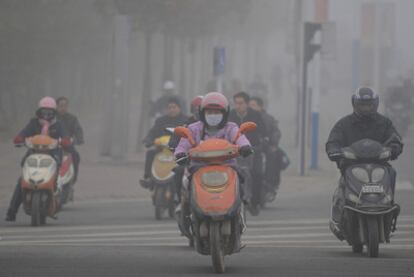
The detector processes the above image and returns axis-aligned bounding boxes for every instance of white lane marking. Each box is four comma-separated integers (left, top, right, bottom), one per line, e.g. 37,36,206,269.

0,223,178,234
3,240,414,250
2,230,181,240
397,181,414,191
3,231,413,245
2,219,414,236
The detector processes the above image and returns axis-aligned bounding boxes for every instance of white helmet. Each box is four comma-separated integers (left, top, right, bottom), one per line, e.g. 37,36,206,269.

163,81,175,91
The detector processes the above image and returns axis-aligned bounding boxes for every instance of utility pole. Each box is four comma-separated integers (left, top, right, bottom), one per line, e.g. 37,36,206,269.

299,22,321,176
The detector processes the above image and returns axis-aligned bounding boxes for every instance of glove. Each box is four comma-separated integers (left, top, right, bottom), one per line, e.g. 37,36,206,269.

390,144,401,160
13,136,24,145
143,139,152,148
328,150,343,162
175,152,188,166
61,137,72,148
239,145,253,158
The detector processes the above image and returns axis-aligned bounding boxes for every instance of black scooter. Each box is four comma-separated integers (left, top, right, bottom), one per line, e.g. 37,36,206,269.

329,139,400,257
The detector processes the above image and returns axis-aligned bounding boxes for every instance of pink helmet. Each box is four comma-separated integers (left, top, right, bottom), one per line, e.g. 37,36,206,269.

199,92,229,128
36,97,57,122
38,96,57,110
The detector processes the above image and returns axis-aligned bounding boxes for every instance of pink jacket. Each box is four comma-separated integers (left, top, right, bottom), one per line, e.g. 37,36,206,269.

175,121,250,165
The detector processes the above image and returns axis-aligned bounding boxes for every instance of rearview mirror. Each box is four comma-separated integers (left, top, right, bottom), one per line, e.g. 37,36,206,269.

174,127,195,146
233,122,257,144
239,122,257,134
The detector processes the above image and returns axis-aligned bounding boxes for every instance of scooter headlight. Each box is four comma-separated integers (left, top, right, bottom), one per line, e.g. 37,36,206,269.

39,158,54,168
371,167,385,183
351,167,369,183
201,171,228,187
25,158,38,167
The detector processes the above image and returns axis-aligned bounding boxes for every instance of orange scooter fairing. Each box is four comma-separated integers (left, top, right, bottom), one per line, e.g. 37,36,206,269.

192,165,239,216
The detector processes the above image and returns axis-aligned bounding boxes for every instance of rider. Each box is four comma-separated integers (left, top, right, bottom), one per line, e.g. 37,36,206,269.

229,91,266,213
174,92,253,232
249,96,283,201
151,81,187,117
326,87,403,232
56,97,84,183
5,97,72,221
141,96,189,189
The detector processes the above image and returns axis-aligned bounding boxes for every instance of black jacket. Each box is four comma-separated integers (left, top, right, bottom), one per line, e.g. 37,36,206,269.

260,111,281,147
144,113,189,146
57,113,84,145
228,108,266,147
168,115,199,150
18,118,69,140
326,113,403,159
151,94,187,116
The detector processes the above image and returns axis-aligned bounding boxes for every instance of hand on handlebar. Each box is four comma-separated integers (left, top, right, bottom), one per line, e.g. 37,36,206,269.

328,150,343,162
239,145,253,158
175,152,189,166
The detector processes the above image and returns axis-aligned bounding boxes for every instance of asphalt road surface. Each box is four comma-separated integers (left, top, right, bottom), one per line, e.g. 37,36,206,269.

1,179,413,277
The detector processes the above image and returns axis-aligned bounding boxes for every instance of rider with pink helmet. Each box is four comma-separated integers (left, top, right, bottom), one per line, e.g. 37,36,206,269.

5,97,71,222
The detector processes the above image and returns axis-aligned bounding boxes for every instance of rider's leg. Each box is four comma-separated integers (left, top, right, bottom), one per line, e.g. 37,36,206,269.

6,179,22,221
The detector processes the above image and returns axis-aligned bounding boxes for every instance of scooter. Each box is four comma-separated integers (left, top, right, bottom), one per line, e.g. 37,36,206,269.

175,122,256,273
56,151,75,209
19,134,61,226
329,138,400,257
149,135,177,220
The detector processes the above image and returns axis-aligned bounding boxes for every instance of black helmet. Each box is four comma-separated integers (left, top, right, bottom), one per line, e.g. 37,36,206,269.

352,87,379,117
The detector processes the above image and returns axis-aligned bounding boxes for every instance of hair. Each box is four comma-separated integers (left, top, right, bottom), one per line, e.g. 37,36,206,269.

233,91,250,104
250,96,264,108
167,96,181,108
56,97,69,105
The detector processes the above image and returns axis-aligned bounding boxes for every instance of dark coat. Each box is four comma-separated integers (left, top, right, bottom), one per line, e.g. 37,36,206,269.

18,118,69,140
168,115,199,150
260,111,281,147
144,113,189,146
228,108,266,147
326,113,403,159
57,113,84,145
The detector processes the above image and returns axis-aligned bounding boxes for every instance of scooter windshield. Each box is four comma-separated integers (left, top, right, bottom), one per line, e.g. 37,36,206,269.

347,139,385,160
189,139,238,162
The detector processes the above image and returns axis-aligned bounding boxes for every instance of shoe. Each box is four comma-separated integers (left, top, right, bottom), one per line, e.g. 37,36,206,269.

5,212,16,222
265,191,276,203
139,178,152,189
329,219,344,241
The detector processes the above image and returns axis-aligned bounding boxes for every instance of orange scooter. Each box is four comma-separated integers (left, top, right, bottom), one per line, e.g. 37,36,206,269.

175,122,256,273
19,134,61,226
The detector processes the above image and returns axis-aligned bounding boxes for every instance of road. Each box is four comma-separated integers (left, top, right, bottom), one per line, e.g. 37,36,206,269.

1,174,413,277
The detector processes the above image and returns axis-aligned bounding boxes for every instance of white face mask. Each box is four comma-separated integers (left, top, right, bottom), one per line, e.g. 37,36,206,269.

205,113,223,127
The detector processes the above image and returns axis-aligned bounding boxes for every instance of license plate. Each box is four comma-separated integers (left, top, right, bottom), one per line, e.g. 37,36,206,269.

362,185,384,193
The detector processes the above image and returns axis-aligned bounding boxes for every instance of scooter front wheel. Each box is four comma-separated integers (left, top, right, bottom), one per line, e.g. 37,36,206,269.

366,216,379,258
210,221,225,273
31,192,46,226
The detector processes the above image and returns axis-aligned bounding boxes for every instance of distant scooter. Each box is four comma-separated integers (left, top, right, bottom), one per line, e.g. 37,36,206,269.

18,133,61,226
329,139,400,257
143,134,177,220
56,150,75,209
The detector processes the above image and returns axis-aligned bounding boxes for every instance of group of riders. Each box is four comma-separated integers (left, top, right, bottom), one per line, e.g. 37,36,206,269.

140,83,288,218
4,82,404,260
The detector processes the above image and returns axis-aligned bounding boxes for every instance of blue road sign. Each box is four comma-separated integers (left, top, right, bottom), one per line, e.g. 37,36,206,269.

214,47,225,76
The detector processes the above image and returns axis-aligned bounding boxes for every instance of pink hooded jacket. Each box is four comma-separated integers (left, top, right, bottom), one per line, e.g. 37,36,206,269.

174,121,251,166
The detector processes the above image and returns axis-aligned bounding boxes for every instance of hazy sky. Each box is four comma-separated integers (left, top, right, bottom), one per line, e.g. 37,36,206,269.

327,0,414,73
